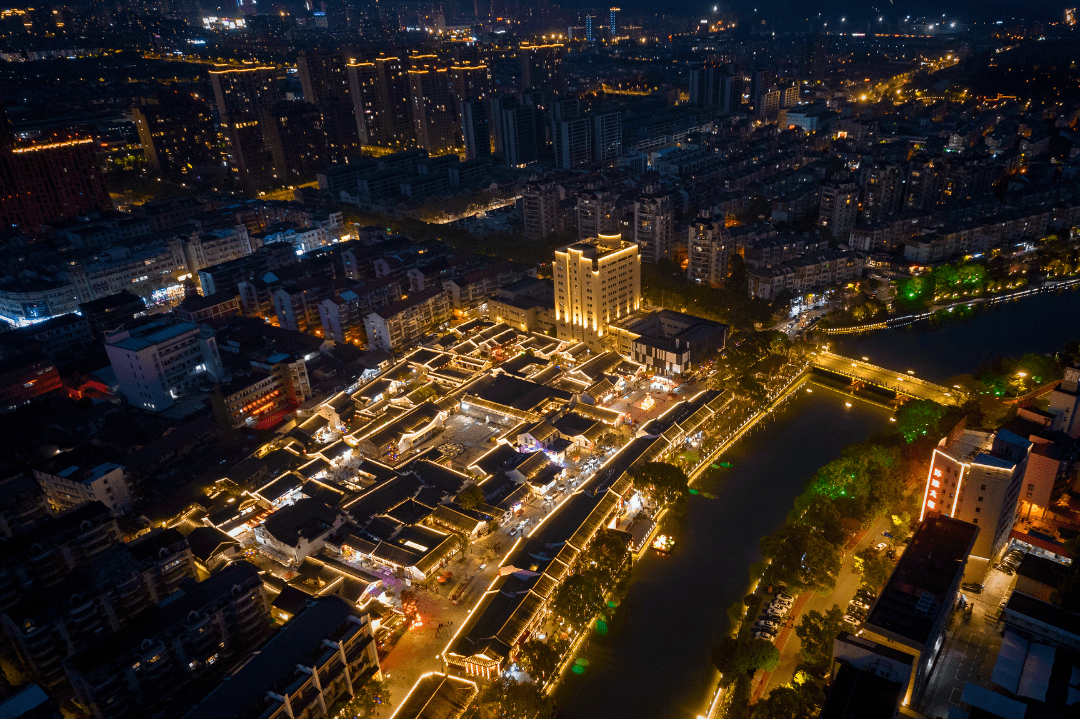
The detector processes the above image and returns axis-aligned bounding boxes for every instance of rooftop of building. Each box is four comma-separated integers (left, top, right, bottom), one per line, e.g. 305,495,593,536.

106,317,202,351
864,514,978,646
819,663,903,719
182,596,368,719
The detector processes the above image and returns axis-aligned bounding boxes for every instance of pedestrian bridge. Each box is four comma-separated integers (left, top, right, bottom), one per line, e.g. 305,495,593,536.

810,351,966,406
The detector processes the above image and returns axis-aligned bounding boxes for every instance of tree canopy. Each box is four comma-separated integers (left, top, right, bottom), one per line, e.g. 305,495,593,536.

712,636,780,679
795,605,845,670
456,484,485,510
633,462,690,507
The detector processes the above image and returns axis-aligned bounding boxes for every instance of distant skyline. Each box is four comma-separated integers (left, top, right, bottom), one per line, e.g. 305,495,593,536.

554,0,1065,22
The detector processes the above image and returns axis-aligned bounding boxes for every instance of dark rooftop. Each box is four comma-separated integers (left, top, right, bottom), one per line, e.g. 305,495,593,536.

864,514,977,646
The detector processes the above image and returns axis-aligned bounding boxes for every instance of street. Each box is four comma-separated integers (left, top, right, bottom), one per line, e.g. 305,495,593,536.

753,515,893,699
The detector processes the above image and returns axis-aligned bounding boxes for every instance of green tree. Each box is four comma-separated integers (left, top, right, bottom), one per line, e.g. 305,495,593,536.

343,677,390,716
760,524,843,591
724,673,753,719
751,682,825,719
481,677,551,719
632,462,690,506
856,547,893,590
517,639,563,683
794,605,844,669
712,636,780,679
552,573,604,628
456,484,485,510
894,400,947,443
582,530,630,585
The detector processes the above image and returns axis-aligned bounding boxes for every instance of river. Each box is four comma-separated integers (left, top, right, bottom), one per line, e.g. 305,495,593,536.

554,387,894,719
552,287,1080,719
832,286,1080,383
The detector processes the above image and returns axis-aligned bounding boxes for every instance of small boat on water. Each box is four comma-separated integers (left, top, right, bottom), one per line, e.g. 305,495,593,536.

652,534,676,554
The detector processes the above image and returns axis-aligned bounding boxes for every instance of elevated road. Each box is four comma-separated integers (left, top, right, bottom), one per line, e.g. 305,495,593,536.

811,351,965,406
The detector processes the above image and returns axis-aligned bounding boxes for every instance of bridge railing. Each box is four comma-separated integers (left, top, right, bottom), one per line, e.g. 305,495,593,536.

813,351,967,405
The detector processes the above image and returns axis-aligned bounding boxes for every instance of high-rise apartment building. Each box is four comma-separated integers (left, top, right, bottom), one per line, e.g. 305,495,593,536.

297,50,360,162
687,215,733,287
585,14,594,41
410,68,460,153
609,6,619,34
520,43,565,98
264,102,329,182
346,55,415,148
451,63,493,103
633,189,674,263
919,429,1030,559
521,181,564,240
553,100,592,170
553,234,640,350
499,101,545,166
209,66,280,120
460,98,491,160
132,92,216,179
210,67,281,192
576,190,620,240
0,138,109,231
818,177,859,242
592,111,622,163
864,162,904,220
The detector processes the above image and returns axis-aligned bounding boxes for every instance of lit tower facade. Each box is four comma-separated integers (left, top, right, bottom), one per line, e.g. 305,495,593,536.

553,234,640,350
609,7,619,35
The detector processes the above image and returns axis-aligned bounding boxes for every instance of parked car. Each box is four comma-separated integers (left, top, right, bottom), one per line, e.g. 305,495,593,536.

874,542,888,552
843,614,862,625
849,599,870,610
756,619,780,630
776,592,794,602
961,582,984,594
752,630,776,641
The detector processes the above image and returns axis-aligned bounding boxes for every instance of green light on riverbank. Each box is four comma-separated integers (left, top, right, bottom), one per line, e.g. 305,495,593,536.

607,600,617,608
595,620,609,635
572,664,585,674
689,488,699,495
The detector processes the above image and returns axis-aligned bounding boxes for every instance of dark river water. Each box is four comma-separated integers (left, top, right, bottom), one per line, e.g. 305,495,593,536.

833,286,1080,383
553,287,1080,719
554,388,894,719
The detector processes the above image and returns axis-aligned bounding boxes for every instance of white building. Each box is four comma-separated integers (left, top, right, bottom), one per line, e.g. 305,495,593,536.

105,318,224,412
553,233,640,350
34,461,132,515
919,429,1030,560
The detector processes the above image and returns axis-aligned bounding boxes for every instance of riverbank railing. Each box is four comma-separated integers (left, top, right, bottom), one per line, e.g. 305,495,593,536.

821,275,1080,336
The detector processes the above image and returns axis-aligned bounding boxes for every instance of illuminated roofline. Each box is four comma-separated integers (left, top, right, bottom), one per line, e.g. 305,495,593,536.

11,138,93,153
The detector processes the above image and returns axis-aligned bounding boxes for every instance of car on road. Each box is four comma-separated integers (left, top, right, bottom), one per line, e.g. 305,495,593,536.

874,542,888,552
477,563,487,571
961,582,984,593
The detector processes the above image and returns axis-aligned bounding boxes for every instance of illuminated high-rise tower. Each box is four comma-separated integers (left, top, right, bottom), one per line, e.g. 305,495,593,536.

585,15,593,41
609,7,619,35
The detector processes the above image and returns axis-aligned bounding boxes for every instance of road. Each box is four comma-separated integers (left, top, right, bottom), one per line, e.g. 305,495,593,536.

811,351,962,405
753,515,894,699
